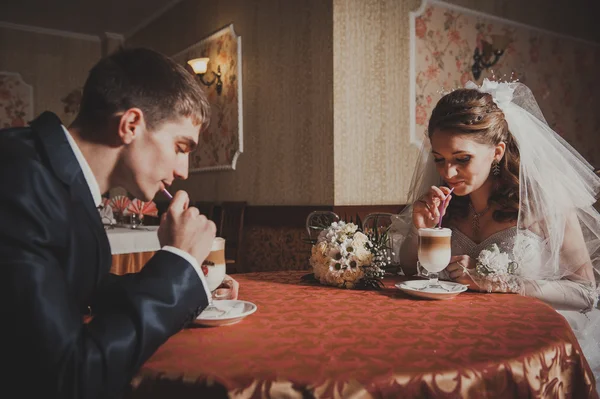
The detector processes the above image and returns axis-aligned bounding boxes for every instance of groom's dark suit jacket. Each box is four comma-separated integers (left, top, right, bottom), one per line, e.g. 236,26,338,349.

0,112,208,398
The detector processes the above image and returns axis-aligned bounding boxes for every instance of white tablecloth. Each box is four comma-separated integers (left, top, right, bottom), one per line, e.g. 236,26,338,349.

106,226,161,255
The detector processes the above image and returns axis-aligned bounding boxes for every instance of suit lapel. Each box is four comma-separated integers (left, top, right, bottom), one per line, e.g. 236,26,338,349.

31,112,102,227
31,112,110,277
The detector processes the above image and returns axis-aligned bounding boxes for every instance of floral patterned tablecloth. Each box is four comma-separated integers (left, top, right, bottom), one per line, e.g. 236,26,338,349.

126,271,597,399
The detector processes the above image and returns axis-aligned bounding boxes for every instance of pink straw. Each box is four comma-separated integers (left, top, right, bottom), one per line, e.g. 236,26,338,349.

162,188,173,200
437,187,454,228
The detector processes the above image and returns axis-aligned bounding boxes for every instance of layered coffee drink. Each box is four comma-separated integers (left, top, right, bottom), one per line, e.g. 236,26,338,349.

418,228,452,273
202,237,227,291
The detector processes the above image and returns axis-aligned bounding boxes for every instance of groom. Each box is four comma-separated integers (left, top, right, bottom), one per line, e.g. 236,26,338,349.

0,47,237,398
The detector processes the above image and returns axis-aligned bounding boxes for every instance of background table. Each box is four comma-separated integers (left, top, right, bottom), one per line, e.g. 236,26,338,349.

106,226,160,275
125,271,598,399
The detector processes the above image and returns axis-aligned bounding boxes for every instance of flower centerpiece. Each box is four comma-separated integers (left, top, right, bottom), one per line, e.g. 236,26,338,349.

309,220,391,289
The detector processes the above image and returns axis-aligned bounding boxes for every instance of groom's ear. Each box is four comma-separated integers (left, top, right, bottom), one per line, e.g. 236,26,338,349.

117,108,146,145
495,141,506,161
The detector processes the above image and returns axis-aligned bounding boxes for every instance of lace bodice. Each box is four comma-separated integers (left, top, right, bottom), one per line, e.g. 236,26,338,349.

451,226,546,278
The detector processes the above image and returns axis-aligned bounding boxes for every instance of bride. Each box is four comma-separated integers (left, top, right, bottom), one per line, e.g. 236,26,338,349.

397,78,600,389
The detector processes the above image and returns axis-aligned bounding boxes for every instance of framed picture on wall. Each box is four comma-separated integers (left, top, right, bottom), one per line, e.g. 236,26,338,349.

173,24,243,173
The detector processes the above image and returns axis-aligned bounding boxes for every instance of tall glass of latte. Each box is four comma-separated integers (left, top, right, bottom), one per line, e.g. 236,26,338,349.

202,237,227,292
417,228,452,289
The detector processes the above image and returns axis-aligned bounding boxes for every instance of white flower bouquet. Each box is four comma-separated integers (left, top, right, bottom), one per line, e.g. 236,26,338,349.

309,221,389,289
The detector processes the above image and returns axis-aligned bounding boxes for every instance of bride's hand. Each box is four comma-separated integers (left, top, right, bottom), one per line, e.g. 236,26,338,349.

446,255,481,290
412,186,453,229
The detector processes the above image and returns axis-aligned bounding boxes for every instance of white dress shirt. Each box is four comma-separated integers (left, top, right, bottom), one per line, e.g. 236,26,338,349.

61,125,211,301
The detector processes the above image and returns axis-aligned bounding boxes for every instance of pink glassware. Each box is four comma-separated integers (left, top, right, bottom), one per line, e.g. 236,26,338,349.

437,187,454,228
162,188,173,200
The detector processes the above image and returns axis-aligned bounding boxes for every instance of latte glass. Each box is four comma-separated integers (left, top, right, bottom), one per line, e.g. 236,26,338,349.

203,237,227,292
417,228,452,289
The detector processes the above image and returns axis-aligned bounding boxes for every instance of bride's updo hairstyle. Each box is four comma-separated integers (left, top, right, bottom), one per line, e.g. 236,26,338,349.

427,88,520,222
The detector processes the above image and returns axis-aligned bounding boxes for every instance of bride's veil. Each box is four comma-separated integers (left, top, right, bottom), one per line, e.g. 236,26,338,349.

393,79,600,290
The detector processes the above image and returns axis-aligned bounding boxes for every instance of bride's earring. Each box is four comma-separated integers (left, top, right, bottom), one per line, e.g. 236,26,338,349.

491,160,500,176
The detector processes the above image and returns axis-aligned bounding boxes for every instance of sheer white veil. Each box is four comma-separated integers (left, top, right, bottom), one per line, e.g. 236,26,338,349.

394,78,600,287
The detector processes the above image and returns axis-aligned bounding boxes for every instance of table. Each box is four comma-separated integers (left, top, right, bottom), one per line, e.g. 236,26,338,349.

125,271,598,398
106,226,159,275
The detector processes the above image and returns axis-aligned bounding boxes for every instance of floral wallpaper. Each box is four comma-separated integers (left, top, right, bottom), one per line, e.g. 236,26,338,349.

173,24,243,172
413,0,600,168
60,87,82,126
0,72,33,128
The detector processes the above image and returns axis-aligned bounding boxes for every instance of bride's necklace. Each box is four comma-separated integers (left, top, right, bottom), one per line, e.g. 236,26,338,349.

469,202,490,240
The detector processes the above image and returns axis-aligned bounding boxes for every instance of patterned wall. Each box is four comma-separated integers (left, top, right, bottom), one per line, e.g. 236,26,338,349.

127,0,335,206
127,0,600,208
0,72,32,128
413,0,600,167
172,24,243,172
0,27,100,127
333,0,418,206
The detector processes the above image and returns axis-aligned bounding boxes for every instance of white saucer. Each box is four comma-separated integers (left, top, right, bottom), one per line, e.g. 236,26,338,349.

194,300,257,327
395,280,468,300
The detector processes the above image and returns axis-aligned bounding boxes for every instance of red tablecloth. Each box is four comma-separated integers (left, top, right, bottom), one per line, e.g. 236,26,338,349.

126,271,597,398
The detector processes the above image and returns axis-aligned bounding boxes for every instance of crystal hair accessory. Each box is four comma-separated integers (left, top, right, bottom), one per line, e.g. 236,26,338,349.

465,78,515,108
437,72,519,103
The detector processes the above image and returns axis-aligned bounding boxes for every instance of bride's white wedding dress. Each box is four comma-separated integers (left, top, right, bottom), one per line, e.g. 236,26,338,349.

395,79,600,392
447,226,600,389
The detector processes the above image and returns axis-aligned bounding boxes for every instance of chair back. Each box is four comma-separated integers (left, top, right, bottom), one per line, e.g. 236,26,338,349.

194,201,216,221
305,211,340,244
362,212,394,263
219,201,247,273
362,212,393,235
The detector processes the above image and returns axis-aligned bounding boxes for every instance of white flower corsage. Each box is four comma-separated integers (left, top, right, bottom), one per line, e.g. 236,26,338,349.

475,243,518,276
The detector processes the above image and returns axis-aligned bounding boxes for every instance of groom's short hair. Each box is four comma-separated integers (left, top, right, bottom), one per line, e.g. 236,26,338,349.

73,47,210,133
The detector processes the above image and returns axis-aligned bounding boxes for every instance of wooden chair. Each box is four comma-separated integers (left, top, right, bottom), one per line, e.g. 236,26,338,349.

194,201,216,221
218,201,247,274
144,199,170,226
154,200,169,216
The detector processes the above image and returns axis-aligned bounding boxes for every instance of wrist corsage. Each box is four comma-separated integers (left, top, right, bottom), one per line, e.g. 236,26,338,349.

475,243,519,276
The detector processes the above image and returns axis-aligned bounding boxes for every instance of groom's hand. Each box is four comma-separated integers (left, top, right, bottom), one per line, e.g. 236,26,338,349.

158,190,216,264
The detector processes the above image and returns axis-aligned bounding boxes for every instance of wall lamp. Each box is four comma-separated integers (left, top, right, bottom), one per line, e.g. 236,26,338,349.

187,57,223,95
472,34,511,80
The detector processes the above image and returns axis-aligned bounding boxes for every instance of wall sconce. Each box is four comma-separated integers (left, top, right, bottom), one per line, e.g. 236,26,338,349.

471,34,511,80
187,57,223,95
